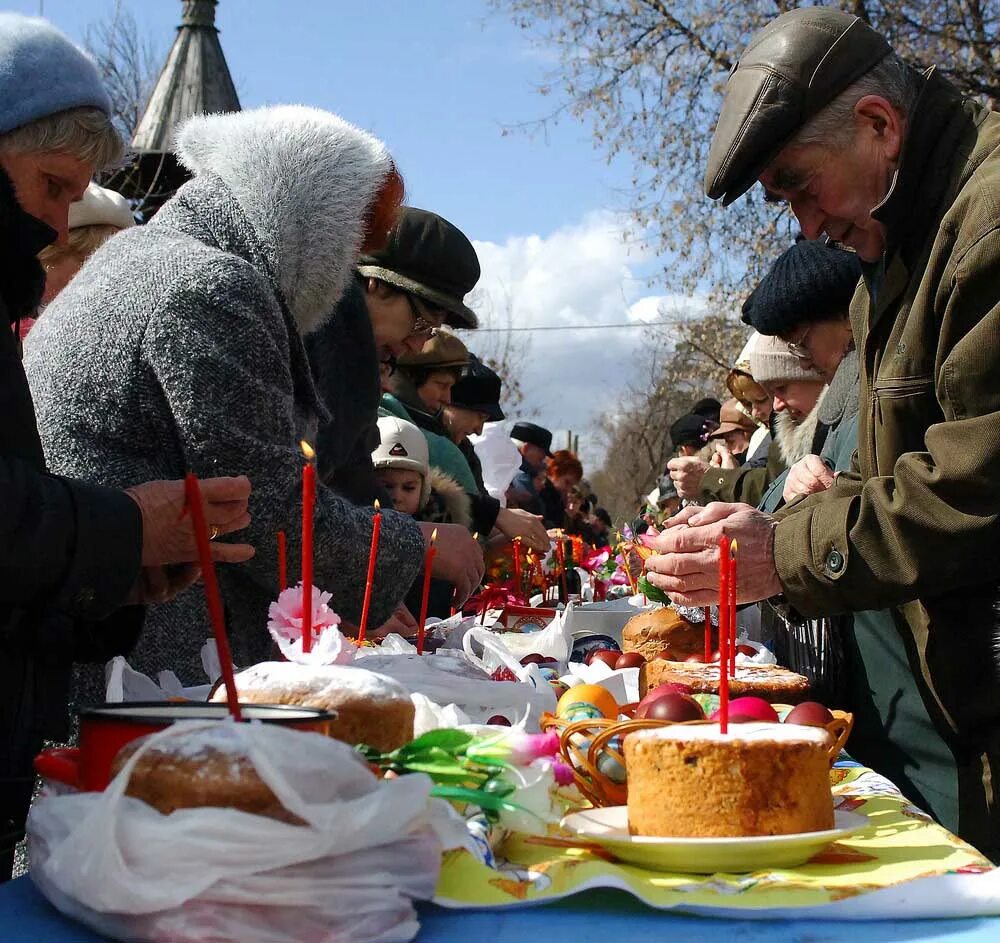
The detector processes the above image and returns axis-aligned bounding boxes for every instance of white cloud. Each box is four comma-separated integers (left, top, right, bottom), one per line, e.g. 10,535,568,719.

465,211,701,471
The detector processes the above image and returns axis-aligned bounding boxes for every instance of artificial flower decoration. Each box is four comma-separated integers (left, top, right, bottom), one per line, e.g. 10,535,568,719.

267,583,355,665
361,728,573,835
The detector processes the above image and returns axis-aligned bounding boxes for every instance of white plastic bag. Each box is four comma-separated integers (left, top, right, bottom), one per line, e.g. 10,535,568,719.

468,421,521,504
28,721,442,943
465,609,572,667
356,647,556,727
104,656,213,703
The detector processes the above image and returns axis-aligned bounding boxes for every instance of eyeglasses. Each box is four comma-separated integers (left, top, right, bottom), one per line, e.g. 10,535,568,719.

786,324,813,362
405,293,447,340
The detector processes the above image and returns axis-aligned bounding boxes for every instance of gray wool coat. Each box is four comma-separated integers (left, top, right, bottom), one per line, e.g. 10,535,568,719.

25,107,425,688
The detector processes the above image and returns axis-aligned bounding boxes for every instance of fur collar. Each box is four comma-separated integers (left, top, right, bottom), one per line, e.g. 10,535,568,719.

174,106,392,335
423,467,472,529
774,386,829,466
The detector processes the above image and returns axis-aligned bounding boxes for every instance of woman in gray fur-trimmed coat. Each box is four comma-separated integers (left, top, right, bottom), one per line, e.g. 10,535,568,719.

24,106,425,688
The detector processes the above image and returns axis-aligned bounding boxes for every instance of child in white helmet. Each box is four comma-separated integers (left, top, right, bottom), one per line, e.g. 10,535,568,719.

373,416,471,527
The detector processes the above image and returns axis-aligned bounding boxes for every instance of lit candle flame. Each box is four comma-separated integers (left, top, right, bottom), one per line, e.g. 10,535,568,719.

471,532,479,540
430,528,438,543
730,539,738,558
300,440,315,462
374,498,380,511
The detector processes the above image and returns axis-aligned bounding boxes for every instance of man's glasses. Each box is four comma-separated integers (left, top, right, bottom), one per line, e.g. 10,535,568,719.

405,293,447,339
786,324,813,362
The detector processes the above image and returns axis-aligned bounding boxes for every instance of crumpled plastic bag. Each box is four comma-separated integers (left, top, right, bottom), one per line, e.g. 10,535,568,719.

105,654,214,703
466,608,572,668
468,421,521,504
28,721,443,943
357,641,556,728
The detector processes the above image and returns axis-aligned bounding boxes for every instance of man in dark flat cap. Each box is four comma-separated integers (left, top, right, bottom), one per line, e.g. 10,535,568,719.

646,7,1000,858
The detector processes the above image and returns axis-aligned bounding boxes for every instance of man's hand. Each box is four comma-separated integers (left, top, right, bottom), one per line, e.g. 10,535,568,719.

643,502,782,606
667,456,709,500
371,604,419,640
126,476,254,566
419,522,484,606
782,454,835,503
495,507,549,553
127,564,202,605
713,442,738,469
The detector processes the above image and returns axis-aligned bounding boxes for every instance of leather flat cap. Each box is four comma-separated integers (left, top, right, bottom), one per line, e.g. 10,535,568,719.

704,8,890,205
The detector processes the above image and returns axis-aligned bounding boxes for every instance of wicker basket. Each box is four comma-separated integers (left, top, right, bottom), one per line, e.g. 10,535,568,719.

540,709,853,808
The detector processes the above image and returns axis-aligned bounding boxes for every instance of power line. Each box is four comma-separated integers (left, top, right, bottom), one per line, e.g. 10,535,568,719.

473,320,675,333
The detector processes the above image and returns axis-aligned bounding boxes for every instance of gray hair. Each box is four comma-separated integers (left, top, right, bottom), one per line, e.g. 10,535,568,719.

792,53,922,150
0,107,123,170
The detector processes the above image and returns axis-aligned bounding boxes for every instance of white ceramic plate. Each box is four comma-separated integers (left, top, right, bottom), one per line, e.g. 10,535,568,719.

560,807,868,874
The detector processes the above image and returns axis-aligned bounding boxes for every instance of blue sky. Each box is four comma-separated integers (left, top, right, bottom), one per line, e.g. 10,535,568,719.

16,0,699,467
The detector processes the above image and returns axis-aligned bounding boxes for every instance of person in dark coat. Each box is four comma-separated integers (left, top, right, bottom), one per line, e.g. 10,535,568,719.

539,450,583,529
0,12,252,880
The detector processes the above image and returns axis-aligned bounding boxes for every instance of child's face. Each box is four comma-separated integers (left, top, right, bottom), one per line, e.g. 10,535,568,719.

375,467,423,515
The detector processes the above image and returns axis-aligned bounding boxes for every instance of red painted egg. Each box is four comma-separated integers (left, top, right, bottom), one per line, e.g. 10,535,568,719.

636,692,705,722
614,652,646,670
784,702,835,727
711,696,779,724
589,649,621,669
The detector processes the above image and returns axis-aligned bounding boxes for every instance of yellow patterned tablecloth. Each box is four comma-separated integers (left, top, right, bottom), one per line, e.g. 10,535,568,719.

435,766,1000,918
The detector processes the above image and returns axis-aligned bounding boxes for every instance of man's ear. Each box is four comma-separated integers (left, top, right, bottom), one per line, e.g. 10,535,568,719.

853,95,904,162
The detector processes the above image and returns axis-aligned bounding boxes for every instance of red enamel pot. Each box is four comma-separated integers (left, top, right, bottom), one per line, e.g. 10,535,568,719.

34,702,335,792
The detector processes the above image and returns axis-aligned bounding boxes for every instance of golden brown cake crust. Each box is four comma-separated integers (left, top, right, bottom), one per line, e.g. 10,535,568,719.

212,662,415,752
622,608,709,660
623,723,834,837
639,659,810,703
112,734,302,824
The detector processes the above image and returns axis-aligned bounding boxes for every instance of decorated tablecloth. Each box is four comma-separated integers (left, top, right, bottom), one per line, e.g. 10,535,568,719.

436,765,1000,920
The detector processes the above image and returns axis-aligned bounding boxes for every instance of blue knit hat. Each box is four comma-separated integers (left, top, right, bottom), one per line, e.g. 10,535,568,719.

0,13,111,137
741,240,862,336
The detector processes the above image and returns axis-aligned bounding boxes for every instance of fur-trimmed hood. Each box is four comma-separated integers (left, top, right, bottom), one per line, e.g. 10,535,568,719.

422,467,472,529
174,105,392,334
773,386,829,466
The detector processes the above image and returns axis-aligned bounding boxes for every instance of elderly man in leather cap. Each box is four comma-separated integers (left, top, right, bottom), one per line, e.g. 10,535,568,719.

645,7,1000,859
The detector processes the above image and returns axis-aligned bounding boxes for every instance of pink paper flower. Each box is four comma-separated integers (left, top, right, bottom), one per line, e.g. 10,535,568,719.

267,583,354,665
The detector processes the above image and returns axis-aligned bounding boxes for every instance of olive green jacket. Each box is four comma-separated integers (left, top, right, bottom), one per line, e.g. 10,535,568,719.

701,438,785,508
773,71,1000,858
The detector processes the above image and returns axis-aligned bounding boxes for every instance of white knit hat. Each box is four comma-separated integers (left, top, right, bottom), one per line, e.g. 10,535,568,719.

68,182,134,231
373,416,430,506
749,334,823,386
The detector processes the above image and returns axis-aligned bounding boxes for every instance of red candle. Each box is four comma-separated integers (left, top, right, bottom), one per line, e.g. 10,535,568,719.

300,442,316,653
729,540,739,675
717,535,731,735
556,532,569,602
357,499,382,644
184,473,241,722
704,607,711,663
277,530,287,593
512,536,523,601
416,529,438,655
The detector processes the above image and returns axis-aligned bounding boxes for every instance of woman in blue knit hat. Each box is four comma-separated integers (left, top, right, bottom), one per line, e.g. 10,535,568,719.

0,13,253,879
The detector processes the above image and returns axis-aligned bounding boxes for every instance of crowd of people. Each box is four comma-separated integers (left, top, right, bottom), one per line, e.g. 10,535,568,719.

0,3,999,875
0,12,614,878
